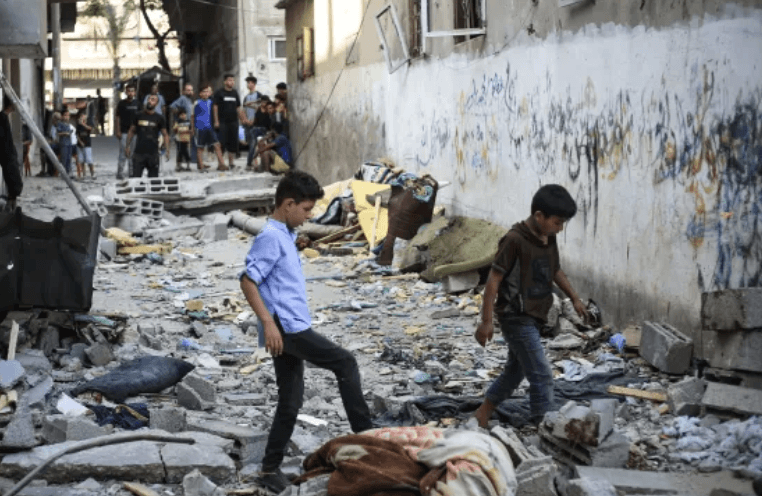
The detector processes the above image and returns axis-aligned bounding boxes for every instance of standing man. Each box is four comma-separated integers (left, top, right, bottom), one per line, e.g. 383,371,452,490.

125,94,170,178
0,97,23,210
143,83,167,116
96,89,107,135
170,82,197,163
213,74,247,171
242,75,261,169
115,84,142,179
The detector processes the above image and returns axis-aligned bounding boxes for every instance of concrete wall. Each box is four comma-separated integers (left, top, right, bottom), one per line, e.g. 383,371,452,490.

238,0,287,97
284,0,762,340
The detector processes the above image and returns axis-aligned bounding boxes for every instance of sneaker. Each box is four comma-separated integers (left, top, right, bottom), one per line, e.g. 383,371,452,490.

258,468,291,494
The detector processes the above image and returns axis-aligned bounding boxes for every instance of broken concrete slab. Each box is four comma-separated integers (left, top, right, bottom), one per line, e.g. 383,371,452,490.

144,220,205,241
574,467,754,496
702,329,762,373
441,270,480,294
223,393,267,406
566,477,617,496
702,288,762,331
161,442,236,484
182,374,216,402
702,381,762,416
640,321,693,374
42,415,109,444
177,382,214,411
182,468,225,496
0,441,165,483
667,377,707,416
1,409,38,449
20,375,54,410
148,405,187,433
0,359,25,390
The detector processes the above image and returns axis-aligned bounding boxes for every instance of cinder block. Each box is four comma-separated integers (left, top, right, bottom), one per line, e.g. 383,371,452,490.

640,321,693,374
702,288,762,331
441,270,480,294
667,377,706,416
202,215,229,242
702,329,762,373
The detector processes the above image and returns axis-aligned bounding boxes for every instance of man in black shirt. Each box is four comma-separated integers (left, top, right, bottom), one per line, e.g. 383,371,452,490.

125,94,170,178
213,74,247,170
0,97,23,210
115,84,142,179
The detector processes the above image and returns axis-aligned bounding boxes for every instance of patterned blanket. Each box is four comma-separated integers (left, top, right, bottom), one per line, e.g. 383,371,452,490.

296,426,517,496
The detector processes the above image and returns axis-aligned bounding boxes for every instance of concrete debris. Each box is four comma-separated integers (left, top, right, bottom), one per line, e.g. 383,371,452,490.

566,477,617,496
0,359,25,390
668,377,707,416
701,288,762,331
441,270,480,294
702,329,762,374
1,409,38,449
42,415,110,443
148,405,187,433
701,382,762,416
640,321,693,374
182,469,226,496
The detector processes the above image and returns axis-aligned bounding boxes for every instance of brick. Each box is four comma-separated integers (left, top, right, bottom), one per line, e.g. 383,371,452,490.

640,321,693,374
702,288,762,331
702,329,762,373
701,382,762,416
667,377,706,416
441,270,480,294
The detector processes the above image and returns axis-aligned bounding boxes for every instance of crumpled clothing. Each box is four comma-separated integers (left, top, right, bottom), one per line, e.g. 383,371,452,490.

356,161,397,184
297,426,516,496
86,403,149,430
560,353,624,382
390,173,436,203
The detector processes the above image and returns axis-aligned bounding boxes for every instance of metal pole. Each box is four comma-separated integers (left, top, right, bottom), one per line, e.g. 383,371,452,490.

51,2,62,110
0,70,94,217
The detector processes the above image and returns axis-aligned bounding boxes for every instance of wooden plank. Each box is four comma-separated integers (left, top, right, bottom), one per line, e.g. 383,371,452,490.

7,321,19,361
622,326,642,349
607,385,667,403
123,482,161,496
314,224,361,244
118,243,173,255
369,195,382,250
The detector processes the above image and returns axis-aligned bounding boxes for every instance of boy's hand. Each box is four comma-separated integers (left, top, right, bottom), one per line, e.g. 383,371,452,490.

263,321,283,356
475,321,494,347
572,298,590,322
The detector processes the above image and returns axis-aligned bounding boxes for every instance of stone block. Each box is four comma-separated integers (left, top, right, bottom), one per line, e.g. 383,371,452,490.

0,359,25,390
667,377,707,416
183,468,226,496
566,478,617,496
702,381,762,416
640,321,693,374
202,214,230,242
1,410,38,449
441,270,480,294
161,443,236,484
702,288,762,331
702,329,762,373
182,374,216,402
42,415,109,444
84,343,113,367
149,405,187,433
99,237,117,260
590,431,630,468
177,383,214,411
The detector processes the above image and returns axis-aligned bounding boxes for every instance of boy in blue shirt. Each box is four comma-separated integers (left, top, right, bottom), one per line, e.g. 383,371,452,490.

473,184,589,428
193,84,226,171
240,171,373,494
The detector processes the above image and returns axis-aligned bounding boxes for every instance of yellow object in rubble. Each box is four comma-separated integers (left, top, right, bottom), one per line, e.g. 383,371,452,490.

352,181,391,245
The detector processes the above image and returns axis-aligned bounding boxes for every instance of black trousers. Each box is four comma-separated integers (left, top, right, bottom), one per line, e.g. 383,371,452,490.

131,153,159,178
262,321,373,470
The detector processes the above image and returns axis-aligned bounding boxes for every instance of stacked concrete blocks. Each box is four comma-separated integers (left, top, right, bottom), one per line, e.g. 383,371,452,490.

640,321,693,374
116,177,181,197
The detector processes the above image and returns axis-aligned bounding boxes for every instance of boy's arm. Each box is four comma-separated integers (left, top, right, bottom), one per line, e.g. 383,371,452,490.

554,269,589,320
240,275,283,356
475,268,504,347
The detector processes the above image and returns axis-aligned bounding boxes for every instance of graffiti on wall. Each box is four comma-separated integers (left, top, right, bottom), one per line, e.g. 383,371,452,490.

411,61,761,290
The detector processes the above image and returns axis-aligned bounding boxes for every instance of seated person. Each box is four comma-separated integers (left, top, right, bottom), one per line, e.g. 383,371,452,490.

256,121,291,174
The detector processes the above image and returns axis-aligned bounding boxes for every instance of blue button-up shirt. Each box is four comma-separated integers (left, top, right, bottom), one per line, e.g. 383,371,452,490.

242,219,311,334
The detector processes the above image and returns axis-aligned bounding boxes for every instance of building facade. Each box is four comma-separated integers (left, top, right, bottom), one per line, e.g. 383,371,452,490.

278,0,762,349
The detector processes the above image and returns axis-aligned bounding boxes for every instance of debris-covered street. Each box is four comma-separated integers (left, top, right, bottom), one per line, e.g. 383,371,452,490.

0,137,760,496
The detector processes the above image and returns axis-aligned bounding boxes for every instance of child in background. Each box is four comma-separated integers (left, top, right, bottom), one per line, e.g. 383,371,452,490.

172,109,193,172
77,112,94,178
56,109,73,176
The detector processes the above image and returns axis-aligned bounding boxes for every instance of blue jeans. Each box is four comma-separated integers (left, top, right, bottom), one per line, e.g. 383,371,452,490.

486,317,554,421
60,144,72,174
246,126,266,166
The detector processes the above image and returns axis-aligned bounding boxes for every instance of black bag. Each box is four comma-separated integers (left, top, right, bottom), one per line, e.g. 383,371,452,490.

0,208,100,312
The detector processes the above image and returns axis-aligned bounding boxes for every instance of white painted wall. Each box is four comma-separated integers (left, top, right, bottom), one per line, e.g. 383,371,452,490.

296,8,762,337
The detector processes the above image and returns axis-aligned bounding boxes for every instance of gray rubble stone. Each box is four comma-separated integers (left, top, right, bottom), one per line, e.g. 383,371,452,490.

149,405,187,433
190,321,207,337
15,350,53,373
430,308,460,319
36,327,60,356
516,463,557,496
702,288,762,330
183,469,225,496
566,477,617,496
223,393,267,406
0,440,164,483
702,329,762,373
640,321,693,374
575,467,680,494
21,375,54,410
182,374,217,402
84,343,113,367
702,381,762,416
161,443,236,484
667,377,706,416
298,473,330,496
0,359,25,390
177,383,214,411
589,430,630,468
1,409,38,449
69,343,88,364
441,270,479,294
590,399,617,441
202,214,230,242
42,415,109,444
99,237,117,260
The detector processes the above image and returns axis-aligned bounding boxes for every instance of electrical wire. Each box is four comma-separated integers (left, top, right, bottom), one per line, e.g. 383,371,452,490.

293,0,373,167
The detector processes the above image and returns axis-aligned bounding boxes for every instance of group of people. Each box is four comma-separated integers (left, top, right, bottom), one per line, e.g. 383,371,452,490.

36,105,96,179
241,171,590,494
115,76,292,179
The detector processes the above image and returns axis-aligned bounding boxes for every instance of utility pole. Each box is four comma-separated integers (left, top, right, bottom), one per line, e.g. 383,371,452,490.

51,2,63,110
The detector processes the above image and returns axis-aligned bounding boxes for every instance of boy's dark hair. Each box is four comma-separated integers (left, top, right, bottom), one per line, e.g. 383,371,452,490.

272,121,284,134
531,184,577,219
275,171,323,207
178,109,187,116
274,94,284,102
276,82,287,90
260,95,271,102
201,82,213,92
245,75,257,84
126,83,136,91
223,73,235,80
